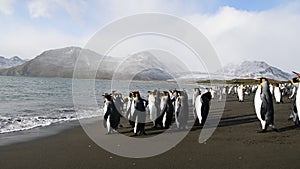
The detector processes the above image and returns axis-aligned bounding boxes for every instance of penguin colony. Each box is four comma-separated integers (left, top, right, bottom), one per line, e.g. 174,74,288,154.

103,75,300,135
103,88,212,135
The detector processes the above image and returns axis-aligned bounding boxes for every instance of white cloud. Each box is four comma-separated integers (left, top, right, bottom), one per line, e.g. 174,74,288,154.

88,0,300,72
2,0,300,73
0,0,15,15
28,0,52,18
0,25,88,59
28,0,86,19
186,3,300,72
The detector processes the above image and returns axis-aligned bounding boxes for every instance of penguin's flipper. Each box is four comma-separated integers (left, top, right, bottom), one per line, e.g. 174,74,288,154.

296,92,300,121
195,95,202,123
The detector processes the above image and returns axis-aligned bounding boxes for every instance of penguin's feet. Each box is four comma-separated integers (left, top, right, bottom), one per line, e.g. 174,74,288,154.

257,129,267,133
112,129,119,134
294,118,300,126
271,128,279,132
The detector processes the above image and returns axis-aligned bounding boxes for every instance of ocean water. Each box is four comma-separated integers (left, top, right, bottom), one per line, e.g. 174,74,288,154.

0,76,199,135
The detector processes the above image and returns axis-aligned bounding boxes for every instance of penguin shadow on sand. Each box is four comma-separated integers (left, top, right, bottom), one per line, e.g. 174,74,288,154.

276,125,300,133
218,113,258,128
191,107,259,129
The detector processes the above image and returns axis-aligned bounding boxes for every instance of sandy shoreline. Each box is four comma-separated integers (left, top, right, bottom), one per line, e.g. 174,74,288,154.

1,94,300,169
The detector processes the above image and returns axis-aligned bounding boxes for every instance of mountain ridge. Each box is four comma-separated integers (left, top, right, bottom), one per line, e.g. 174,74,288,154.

0,47,179,80
218,60,293,81
0,47,294,81
0,56,26,69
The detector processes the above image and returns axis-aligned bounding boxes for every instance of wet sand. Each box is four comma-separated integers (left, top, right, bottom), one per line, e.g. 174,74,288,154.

1,94,300,169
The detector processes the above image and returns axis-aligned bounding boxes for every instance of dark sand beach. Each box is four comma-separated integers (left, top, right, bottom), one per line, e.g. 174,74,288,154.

1,94,300,169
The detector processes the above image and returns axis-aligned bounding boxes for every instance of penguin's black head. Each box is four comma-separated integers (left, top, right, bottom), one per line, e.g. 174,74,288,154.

260,77,268,83
102,93,112,101
291,77,300,83
163,91,169,96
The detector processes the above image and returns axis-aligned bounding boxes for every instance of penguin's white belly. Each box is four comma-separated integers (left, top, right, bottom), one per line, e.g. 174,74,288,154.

130,101,135,116
160,97,165,110
149,102,157,121
195,95,202,123
228,86,233,94
254,86,266,129
296,86,300,120
106,115,111,132
274,87,281,103
237,89,243,101
174,99,180,127
162,112,167,127
222,88,226,95
234,87,238,94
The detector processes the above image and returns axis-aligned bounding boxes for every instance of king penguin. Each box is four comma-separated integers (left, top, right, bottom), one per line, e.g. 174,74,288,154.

103,93,121,134
254,78,278,133
193,88,201,125
195,89,212,126
274,84,282,103
237,84,244,102
296,79,300,124
148,92,158,127
174,90,189,129
289,77,300,125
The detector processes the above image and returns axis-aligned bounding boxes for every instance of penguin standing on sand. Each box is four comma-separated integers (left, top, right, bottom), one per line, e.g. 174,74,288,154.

132,91,148,136
289,77,300,125
157,91,174,129
148,91,158,127
125,92,135,127
174,90,189,129
237,84,244,102
103,93,121,134
193,88,201,125
296,79,300,125
195,89,212,126
274,84,282,104
254,78,278,133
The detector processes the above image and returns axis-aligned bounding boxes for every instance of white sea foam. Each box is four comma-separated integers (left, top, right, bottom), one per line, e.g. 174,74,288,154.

0,108,102,134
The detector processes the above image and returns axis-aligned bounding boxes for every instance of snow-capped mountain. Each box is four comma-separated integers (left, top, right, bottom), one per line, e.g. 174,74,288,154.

218,61,293,81
112,51,186,80
0,47,183,80
0,56,26,69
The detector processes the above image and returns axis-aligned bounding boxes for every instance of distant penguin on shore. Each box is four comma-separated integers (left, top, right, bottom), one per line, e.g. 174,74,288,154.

296,79,300,124
157,91,174,129
193,88,201,125
132,91,148,135
174,90,189,129
274,84,282,103
195,89,212,126
228,86,234,95
289,78,300,125
254,78,278,133
148,92,158,127
103,93,121,134
237,85,244,102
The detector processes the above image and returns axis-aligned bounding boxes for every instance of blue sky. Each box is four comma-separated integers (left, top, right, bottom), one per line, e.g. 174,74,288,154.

0,0,300,72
